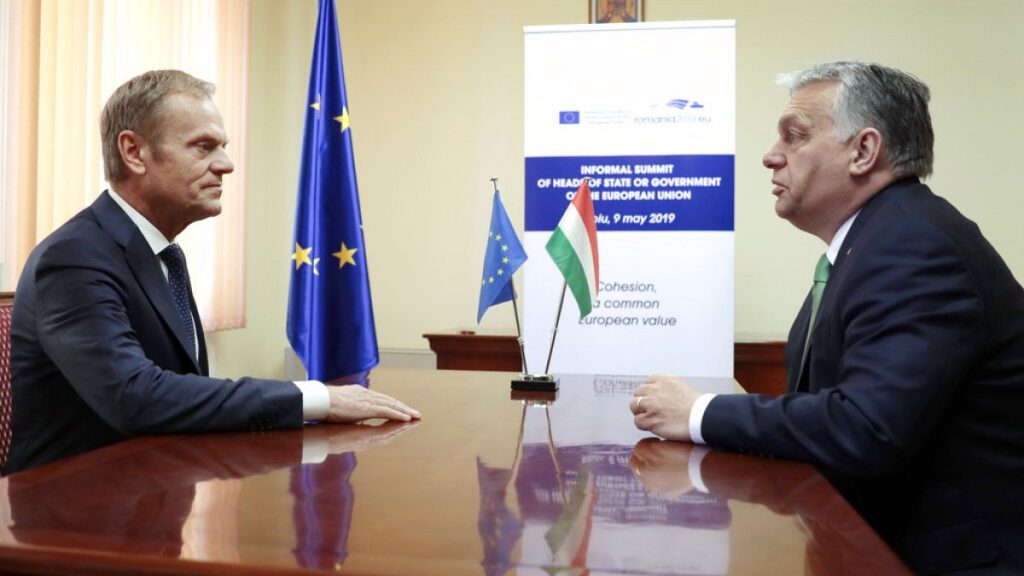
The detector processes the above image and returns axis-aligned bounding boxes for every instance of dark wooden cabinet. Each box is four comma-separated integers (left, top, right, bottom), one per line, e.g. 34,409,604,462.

733,341,788,397
421,329,522,372
424,329,787,396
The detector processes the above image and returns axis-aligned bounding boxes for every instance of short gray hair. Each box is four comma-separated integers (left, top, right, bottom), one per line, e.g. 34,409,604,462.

100,70,215,182
777,61,934,179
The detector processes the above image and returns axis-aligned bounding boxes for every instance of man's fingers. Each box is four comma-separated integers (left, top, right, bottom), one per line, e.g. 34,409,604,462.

365,405,413,422
630,395,643,414
634,412,654,431
363,389,421,419
327,386,421,423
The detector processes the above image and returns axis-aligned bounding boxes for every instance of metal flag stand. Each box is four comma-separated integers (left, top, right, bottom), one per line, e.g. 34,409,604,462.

509,281,564,393
492,178,559,394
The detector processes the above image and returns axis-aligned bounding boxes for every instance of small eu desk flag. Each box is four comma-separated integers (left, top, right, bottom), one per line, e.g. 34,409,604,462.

287,0,378,382
478,190,528,322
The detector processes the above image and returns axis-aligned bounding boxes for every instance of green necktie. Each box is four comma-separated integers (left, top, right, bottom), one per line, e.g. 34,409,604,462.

800,254,832,370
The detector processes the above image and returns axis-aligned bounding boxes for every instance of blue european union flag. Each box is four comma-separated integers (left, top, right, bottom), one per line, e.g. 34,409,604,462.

287,0,377,382
559,111,580,124
478,191,528,323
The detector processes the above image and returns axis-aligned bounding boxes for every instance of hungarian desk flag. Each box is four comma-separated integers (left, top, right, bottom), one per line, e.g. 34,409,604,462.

478,190,528,322
546,180,600,318
287,0,378,381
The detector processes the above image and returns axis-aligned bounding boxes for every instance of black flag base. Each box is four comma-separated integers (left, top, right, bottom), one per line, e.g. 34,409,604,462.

510,388,559,404
511,373,559,392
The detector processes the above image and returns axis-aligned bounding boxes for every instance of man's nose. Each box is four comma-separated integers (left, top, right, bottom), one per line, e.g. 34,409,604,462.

212,149,234,174
762,143,785,169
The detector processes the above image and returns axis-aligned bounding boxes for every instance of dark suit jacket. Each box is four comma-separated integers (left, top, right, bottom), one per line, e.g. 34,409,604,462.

702,179,1024,574
3,191,302,475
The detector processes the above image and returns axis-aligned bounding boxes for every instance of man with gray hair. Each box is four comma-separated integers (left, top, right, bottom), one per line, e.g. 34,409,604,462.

4,70,419,475
632,62,1024,574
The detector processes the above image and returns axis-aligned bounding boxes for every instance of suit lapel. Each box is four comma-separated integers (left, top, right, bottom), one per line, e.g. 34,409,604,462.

91,192,203,374
789,291,813,392
789,179,921,394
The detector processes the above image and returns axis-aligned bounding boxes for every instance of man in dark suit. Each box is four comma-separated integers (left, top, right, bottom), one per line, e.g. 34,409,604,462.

631,62,1024,574
3,70,419,475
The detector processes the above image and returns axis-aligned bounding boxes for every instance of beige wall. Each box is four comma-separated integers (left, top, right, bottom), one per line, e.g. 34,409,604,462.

210,0,1024,379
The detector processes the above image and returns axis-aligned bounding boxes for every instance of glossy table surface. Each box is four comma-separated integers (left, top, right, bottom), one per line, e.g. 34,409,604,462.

0,368,910,575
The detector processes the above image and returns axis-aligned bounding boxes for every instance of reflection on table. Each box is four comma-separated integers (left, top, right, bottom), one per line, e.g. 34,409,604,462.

483,382,732,576
0,368,910,575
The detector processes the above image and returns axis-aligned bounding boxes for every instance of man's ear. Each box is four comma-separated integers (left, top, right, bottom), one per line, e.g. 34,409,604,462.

118,130,148,176
849,127,883,176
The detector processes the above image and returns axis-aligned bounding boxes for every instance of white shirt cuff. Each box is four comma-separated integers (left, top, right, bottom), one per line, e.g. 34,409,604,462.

294,380,330,421
688,445,713,493
689,393,716,445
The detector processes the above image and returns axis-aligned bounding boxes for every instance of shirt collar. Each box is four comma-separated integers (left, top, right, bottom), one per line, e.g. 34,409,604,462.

826,210,860,265
107,189,173,255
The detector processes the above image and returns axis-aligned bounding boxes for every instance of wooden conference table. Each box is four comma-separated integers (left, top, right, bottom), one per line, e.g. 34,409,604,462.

0,369,910,575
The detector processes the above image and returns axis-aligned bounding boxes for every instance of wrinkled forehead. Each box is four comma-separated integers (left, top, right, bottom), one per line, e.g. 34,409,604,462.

779,81,838,129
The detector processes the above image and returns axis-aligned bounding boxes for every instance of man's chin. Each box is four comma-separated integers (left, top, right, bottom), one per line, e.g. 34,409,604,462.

194,203,222,221
773,199,790,219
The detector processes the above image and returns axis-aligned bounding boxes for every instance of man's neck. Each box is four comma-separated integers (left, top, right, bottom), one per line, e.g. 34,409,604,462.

109,183,180,240
817,171,897,244
107,187,174,252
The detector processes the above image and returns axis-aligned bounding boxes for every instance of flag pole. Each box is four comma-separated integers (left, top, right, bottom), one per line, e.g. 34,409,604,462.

510,284,529,375
492,177,530,375
544,281,568,374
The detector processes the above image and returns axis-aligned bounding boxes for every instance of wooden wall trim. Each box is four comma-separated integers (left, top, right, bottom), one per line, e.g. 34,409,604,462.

424,330,789,397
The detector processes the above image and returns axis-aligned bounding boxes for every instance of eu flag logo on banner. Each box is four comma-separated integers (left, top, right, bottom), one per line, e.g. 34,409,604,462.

287,0,378,382
559,111,580,124
478,190,528,322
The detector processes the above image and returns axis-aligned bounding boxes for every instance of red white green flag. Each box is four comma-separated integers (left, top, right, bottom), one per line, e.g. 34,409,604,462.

545,179,600,318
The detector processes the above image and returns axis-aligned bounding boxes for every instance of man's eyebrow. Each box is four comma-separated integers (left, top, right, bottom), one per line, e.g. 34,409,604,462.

778,111,812,130
188,133,229,146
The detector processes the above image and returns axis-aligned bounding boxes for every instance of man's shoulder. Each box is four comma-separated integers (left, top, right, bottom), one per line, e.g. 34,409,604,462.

18,211,135,300
853,181,981,251
31,207,117,263
872,180,972,228
31,191,130,246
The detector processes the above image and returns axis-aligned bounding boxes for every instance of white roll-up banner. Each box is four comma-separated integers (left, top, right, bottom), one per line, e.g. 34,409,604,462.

523,21,736,376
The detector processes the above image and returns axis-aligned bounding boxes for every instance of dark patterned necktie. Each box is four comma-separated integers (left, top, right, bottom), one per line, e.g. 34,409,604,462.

159,244,196,360
800,254,832,370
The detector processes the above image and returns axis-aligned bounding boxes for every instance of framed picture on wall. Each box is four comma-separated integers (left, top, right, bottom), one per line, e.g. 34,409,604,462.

590,0,644,23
